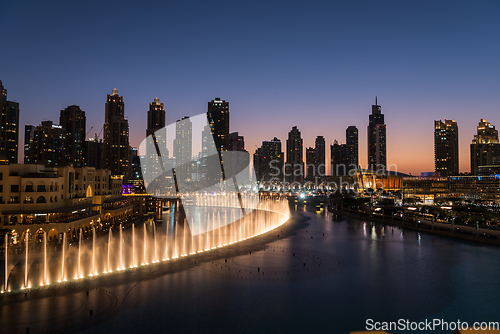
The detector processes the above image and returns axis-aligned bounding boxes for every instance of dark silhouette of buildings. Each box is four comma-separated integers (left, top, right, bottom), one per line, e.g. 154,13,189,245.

434,119,459,176
286,126,303,183
367,97,386,171
331,140,347,176
346,126,358,170
0,80,20,163
470,119,500,175
229,132,244,151
60,105,86,167
331,126,359,176
305,136,326,180
315,136,325,177
254,137,283,182
306,147,315,179
86,138,103,169
103,88,130,177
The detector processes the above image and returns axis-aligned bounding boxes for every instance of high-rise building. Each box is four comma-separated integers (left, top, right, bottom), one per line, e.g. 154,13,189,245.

470,119,500,175
331,126,359,176
147,97,166,137
367,97,386,171
86,138,103,169
130,147,142,180
0,80,20,164
173,116,192,169
103,88,130,177
145,98,166,180
434,119,459,176
60,105,86,167
24,125,35,164
314,136,326,177
346,126,359,171
29,121,67,166
331,140,347,176
207,98,229,152
286,126,303,183
254,137,283,182
305,147,315,179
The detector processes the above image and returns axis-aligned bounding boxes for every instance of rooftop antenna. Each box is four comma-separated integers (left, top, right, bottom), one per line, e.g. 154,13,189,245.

375,96,378,105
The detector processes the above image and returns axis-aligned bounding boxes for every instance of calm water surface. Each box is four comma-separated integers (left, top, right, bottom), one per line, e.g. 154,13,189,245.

81,206,500,333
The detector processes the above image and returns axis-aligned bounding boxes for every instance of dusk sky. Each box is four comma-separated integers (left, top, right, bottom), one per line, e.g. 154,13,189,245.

1,0,499,175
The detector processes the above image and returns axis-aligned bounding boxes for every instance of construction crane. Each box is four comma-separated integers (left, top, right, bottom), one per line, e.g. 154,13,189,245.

86,126,94,138
94,126,104,141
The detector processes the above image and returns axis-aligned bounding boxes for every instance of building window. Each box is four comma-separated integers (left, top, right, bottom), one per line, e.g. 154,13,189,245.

0,185,2,192
36,196,46,203
24,196,34,204
25,184,34,192
37,184,46,192
0,172,2,180
11,185,19,192
9,196,19,203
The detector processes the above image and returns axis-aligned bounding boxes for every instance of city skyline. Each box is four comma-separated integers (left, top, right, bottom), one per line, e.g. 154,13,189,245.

1,1,499,175
7,86,500,176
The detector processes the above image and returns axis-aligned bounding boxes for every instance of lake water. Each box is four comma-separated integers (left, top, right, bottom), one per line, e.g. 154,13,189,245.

2,204,500,333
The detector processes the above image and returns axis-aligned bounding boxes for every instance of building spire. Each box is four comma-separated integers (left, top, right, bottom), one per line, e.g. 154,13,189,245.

375,96,378,105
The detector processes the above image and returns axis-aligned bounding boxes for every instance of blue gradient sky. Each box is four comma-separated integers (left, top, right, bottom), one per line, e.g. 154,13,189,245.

1,0,499,174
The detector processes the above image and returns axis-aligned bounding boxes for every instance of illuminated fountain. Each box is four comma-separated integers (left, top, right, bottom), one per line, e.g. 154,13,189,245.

1,196,289,293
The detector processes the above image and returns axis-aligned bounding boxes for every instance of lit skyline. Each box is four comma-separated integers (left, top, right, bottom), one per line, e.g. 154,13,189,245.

1,0,499,175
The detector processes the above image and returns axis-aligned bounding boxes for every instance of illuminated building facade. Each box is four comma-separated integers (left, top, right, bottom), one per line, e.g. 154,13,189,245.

470,119,500,175
28,121,67,166
0,80,20,164
434,119,459,176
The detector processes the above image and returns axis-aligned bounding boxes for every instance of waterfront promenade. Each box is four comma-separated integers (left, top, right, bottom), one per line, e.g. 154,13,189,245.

329,205,500,246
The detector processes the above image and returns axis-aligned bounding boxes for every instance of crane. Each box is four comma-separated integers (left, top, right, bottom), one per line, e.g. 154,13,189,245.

86,126,94,138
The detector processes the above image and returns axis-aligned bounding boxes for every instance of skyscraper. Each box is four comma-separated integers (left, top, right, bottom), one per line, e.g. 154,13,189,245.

86,138,104,169
60,105,86,167
331,140,347,176
145,97,166,179
0,80,20,164
207,98,229,152
103,88,130,177
314,136,326,177
306,147,315,179
434,119,459,176
147,97,165,137
286,126,303,183
470,119,500,175
24,125,35,164
367,97,386,171
173,116,192,170
346,126,359,171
